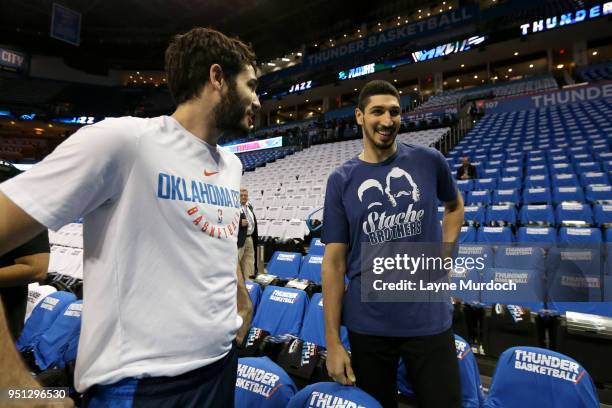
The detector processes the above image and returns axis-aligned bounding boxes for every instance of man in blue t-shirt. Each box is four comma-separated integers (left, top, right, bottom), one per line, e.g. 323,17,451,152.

321,80,465,408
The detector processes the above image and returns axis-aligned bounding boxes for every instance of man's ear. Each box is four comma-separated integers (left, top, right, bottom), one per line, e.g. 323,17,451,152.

209,64,224,91
355,108,364,126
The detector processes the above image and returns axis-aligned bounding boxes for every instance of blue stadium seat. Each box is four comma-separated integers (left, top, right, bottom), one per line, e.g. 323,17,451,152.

457,179,474,193
523,187,551,205
552,186,585,205
476,227,513,243
463,205,486,226
546,247,609,316
519,204,555,226
498,177,521,190
549,163,574,175
603,160,612,173
555,203,593,227
246,281,262,312
580,172,609,187
308,238,325,256
558,227,602,245
484,347,599,408
235,357,297,407
526,165,548,177
251,286,309,337
593,204,612,226
486,246,546,310
525,175,550,189
585,185,612,204
32,300,82,370
486,160,503,170
486,204,517,226
299,293,349,350
458,226,477,243
398,335,484,407
483,168,502,179
299,254,323,284
267,251,303,279
502,167,521,178
466,190,491,206
16,291,77,352
475,178,497,191
575,162,602,174
552,173,579,188
450,245,493,304
517,227,556,245
492,189,519,205
287,382,381,408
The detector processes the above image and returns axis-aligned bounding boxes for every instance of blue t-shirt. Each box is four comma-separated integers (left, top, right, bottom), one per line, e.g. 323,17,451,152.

321,142,457,336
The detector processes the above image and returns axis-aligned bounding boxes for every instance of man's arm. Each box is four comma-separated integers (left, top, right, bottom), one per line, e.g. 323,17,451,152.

0,192,46,258
0,253,49,287
442,190,465,258
235,262,252,346
0,298,73,407
322,242,355,385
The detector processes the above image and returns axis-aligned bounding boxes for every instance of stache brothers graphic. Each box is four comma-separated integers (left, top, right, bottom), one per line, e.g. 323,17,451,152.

358,167,425,245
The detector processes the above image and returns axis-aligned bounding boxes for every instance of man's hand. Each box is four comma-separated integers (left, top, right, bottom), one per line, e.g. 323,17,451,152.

326,343,355,386
240,219,248,227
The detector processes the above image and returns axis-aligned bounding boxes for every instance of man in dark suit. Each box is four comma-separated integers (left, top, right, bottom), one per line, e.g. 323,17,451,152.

457,156,477,180
237,189,258,279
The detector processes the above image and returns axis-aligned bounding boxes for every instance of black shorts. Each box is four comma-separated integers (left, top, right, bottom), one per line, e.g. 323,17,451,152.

84,344,237,408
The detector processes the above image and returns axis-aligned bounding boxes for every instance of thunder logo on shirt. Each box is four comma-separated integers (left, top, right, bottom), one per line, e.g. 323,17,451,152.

156,172,240,209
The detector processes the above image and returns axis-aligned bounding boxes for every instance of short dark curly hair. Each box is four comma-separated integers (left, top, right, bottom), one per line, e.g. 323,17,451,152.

357,80,400,112
164,27,257,105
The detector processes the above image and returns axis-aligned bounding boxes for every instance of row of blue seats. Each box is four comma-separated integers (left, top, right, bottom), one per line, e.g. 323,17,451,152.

441,202,612,227
448,147,611,163
455,173,610,188
454,184,611,203
451,161,612,176
456,225,610,245
238,340,601,407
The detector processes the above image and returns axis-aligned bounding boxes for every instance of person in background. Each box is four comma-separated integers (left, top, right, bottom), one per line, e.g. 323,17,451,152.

457,156,477,180
238,188,258,279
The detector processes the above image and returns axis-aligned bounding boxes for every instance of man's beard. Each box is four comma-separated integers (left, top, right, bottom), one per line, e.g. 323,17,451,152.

214,83,250,141
365,125,397,150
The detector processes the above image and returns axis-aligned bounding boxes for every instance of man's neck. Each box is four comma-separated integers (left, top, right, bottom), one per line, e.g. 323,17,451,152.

359,141,397,164
171,102,218,145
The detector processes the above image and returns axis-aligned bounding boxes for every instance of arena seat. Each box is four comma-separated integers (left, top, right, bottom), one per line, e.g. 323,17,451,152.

308,238,325,256
235,357,297,407
555,202,593,227
492,189,519,205
267,251,303,279
519,204,555,226
516,227,556,245
484,347,599,408
523,187,552,205
246,281,262,312
585,185,612,204
486,204,517,226
298,254,323,284
287,382,382,408
476,226,513,243
552,186,585,205
463,205,486,227
17,291,77,353
32,300,82,370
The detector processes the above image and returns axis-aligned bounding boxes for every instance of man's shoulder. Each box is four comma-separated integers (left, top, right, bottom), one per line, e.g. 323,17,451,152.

328,156,360,182
398,143,446,168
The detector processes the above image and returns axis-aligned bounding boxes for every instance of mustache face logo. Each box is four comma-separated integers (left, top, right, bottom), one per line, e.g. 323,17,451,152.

358,167,421,208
